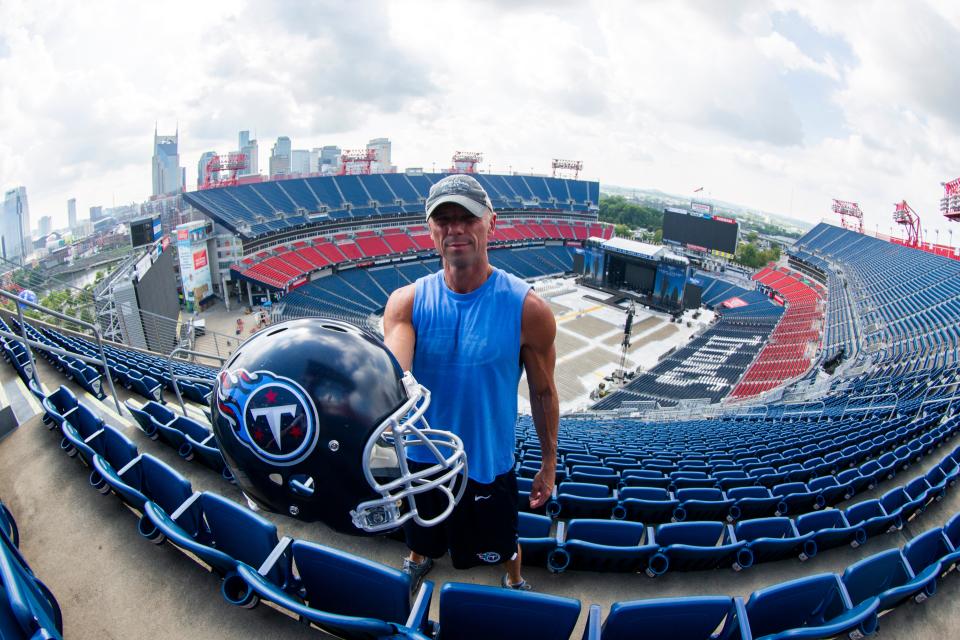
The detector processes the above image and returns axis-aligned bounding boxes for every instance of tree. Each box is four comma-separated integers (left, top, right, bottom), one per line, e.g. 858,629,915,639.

599,195,663,231
614,224,632,238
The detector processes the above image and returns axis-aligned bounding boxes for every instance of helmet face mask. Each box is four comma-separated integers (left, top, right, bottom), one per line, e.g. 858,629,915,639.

352,377,467,532
211,319,467,534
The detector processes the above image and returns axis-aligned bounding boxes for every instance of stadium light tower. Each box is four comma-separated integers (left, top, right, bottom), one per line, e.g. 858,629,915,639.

833,199,864,233
201,152,248,190
892,200,922,246
552,159,583,180
450,152,483,174
339,149,376,175
941,175,960,222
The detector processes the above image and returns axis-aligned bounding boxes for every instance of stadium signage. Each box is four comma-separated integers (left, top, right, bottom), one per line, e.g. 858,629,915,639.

712,215,735,224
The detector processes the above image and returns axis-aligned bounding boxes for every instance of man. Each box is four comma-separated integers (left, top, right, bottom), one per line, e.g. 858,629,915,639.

382,174,559,591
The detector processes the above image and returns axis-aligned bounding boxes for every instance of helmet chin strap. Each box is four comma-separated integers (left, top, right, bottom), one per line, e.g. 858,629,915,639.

351,373,468,533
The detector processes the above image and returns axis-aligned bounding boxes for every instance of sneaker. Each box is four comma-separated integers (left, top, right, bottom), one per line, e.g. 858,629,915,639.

500,573,532,591
402,557,434,593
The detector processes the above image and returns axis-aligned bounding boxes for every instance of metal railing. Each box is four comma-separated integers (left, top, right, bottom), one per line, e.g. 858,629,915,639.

840,392,899,421
0,290,123,414
167,347,226,418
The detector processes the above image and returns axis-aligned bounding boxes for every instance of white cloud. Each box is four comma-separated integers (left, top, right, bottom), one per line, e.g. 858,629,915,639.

1,0,959,246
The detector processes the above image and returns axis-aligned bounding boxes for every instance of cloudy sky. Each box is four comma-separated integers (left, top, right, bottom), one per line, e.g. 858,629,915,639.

3,0,960,242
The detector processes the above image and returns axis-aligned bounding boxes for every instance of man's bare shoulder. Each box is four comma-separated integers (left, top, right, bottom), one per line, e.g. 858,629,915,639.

385,283,416,323
521,290,556,345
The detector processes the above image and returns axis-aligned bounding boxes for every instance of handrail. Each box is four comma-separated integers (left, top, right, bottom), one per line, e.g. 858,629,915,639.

841,391,899,421
167,347,226,418
782,400,825,422
918,382,960,416
0,291,123,414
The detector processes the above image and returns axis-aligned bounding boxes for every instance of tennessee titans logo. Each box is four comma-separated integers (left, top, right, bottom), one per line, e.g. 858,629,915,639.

216,368,318,466
477,552,501,563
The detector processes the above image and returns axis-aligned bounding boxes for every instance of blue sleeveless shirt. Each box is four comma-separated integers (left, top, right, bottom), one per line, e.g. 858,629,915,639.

408,267,531,483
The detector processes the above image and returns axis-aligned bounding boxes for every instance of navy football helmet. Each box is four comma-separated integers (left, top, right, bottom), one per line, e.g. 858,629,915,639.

211,318,467,533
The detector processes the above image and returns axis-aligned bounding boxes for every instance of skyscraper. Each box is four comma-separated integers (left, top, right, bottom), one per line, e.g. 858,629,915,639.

67,198,77,228
320,145,341,174
269,136,292,177
367,137,393,173
152,125,184,196
291,149,311,175
37,216,52,238
1,187,31,265
239,130,258,175
90,206,103,222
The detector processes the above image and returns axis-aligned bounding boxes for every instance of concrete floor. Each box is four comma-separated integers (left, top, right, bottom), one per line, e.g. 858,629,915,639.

2,358,960,638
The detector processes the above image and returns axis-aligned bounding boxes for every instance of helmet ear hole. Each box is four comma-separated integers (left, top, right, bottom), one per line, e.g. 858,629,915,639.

268,473,283,485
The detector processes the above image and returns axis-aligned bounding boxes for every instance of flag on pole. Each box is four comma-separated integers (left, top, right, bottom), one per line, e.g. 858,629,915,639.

693,186,703,193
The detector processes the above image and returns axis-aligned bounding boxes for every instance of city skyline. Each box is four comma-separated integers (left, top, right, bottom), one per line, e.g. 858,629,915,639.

2,1,960,239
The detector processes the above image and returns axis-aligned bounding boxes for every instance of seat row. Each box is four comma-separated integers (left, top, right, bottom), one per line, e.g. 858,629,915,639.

511,441,960,576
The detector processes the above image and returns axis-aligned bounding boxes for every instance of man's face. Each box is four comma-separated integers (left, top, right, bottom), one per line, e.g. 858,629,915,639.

428,203,496,268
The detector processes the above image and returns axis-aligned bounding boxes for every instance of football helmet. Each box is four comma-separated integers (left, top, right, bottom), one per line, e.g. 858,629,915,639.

210,318,467,534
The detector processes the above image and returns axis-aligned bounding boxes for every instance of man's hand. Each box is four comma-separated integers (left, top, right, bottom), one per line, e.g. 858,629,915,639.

529,463,556,509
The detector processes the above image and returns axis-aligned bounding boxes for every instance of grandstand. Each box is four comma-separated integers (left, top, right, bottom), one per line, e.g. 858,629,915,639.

183,172,606,298
6,210,960,639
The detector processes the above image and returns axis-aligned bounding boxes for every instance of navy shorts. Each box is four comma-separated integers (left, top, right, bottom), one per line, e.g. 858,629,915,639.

403,463,519,570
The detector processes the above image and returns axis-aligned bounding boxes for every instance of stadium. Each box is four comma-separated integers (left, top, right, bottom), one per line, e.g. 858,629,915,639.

2,164,960,640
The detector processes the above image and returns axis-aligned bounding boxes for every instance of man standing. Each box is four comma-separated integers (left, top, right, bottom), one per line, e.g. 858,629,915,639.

383,174,559,591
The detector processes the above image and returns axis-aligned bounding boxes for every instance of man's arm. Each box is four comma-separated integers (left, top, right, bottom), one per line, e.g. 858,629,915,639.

383,284,416,371
519,291,558,509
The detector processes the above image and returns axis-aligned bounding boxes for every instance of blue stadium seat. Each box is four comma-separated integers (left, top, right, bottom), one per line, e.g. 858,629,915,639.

546,482,617,520
842,548,938,613
143,491,290,602
547,519,657,573
585,596,750,640
726,486,779,522
518,512,555,567
433,582,580,640
234,539,433,639
58,402,104,462
612,487,678,523
0,533,64,640
795,509,866,551
673,488,734,522
844,499,901,538
124,400,175,440
91,453,193,533
646,521,744,576
734,517,816,568
0,500,18,549
40,385,78,431
744,573,878,640
902,527,955,580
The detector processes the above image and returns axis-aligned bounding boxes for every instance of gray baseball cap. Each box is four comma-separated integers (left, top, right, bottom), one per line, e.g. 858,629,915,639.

425,174,494,221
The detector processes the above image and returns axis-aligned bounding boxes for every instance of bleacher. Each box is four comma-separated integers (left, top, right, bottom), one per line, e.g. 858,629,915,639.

228,220,608,292
183,173,600,240
278,245,577,330
728,267,825,399
793,223,960,366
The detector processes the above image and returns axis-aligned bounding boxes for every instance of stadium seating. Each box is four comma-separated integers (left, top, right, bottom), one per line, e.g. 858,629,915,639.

432,582,581,640
234,539,434,639
0,500,64,640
